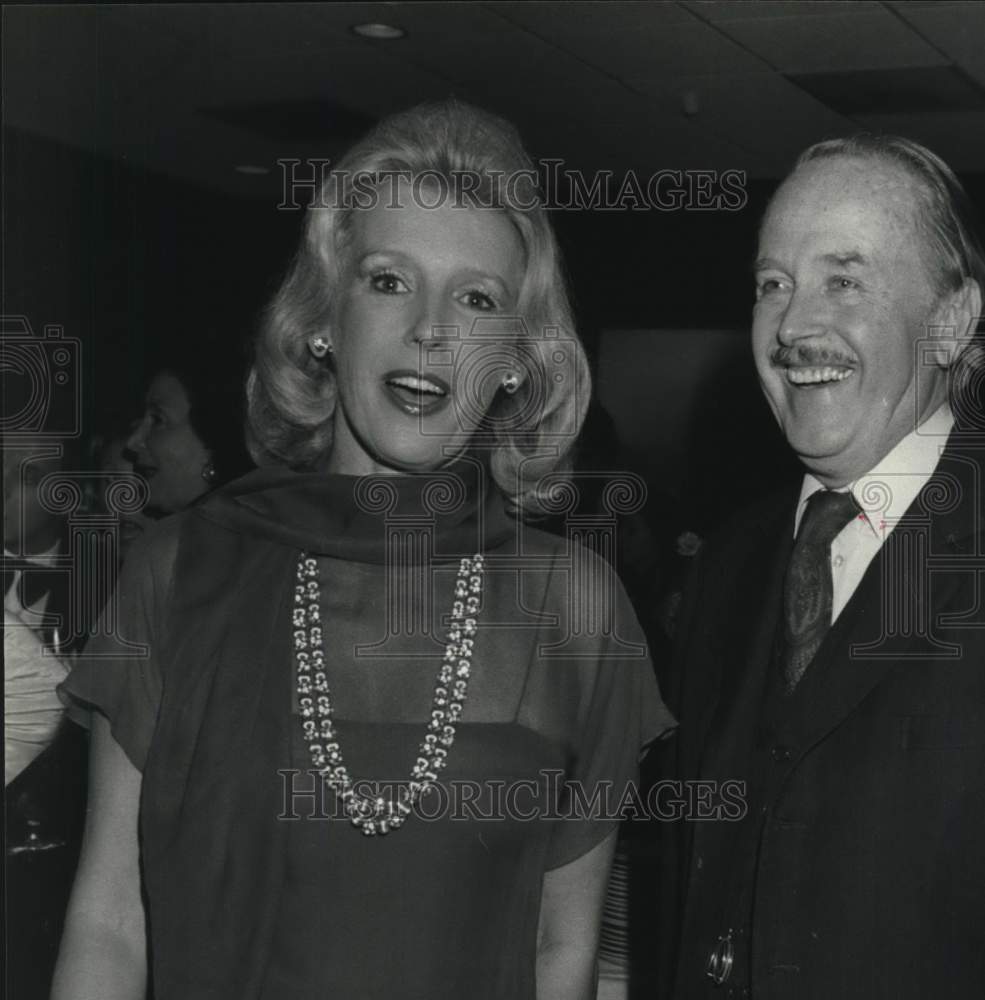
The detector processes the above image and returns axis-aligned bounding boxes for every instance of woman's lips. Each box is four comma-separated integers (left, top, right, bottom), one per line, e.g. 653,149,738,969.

383,371,451,416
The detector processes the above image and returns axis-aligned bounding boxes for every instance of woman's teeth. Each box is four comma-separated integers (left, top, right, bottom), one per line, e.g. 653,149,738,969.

786,366,854,385
387,375,446,397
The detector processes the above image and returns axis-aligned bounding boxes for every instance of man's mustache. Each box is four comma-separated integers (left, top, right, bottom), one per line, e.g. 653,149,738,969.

770,344,858,368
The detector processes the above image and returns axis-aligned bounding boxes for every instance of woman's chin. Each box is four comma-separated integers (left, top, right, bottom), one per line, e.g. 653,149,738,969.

343,435,476,478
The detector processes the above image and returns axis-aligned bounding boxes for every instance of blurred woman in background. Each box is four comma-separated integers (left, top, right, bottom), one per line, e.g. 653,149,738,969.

125,356,255,518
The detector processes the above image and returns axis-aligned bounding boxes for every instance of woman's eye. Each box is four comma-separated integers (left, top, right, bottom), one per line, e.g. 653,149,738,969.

370,271,408,294
462,289,498,312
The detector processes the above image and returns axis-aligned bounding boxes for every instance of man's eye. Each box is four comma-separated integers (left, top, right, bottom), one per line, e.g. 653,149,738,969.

462,289,497,312
370,271,408,294
831,276,858,291
756,278,786,298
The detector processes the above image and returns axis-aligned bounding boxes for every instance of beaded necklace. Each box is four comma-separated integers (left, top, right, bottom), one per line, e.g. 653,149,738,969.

293,552,484,836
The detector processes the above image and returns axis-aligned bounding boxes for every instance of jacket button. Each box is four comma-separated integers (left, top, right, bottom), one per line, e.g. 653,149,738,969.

706,930,734,986
770,744,791,762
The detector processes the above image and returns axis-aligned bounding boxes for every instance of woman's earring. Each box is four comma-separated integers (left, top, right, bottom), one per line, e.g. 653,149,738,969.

201,460,218,485
309,335,332,359
502,372,521,395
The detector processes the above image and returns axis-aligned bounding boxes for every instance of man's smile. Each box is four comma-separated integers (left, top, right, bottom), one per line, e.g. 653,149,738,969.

784,365,855,386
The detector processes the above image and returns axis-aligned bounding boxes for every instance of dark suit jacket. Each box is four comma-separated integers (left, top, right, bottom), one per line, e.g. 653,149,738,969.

660,437,985,999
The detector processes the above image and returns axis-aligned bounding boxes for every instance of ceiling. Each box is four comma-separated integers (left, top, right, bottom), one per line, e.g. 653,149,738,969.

5,1,985,199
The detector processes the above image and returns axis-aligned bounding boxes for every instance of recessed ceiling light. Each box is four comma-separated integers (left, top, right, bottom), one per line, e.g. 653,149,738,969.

351,22,406,40
235,164,270,176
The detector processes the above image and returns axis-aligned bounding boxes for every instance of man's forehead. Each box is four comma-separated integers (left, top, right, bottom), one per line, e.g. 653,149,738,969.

772,156,920,221
760,156,925,258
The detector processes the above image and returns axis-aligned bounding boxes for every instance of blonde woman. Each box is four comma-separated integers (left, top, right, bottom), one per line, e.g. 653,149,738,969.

55,100,672,1000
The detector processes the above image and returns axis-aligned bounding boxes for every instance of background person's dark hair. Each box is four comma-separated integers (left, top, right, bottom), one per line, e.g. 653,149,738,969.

146,346,255,487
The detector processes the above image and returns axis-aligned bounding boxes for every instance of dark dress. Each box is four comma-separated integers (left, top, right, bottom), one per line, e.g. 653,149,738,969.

61,465,674,1000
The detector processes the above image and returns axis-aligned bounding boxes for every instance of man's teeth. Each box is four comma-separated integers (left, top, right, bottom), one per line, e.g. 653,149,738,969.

786,366,854,385
388,375,446,396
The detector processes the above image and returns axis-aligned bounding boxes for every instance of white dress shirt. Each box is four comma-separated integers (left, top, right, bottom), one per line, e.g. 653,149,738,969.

4,541,69,785
794,403,953,623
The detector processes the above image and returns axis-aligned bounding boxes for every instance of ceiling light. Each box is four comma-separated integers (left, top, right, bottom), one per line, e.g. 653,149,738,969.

235,164,270,176
351,22,406,40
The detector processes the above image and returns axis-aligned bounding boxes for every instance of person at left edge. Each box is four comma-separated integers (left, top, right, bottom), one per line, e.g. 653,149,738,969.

4,433,88,1000
53,99,675,1000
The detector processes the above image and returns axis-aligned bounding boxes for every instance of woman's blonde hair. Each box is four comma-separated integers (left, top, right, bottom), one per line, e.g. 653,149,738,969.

246,98,590,512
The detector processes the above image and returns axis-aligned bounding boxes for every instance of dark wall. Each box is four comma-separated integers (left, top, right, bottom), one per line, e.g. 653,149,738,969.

4,127,299,435
554,182,779,343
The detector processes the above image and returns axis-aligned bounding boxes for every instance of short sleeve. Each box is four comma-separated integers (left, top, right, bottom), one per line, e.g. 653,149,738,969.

544,575,676,870
58,519,179,772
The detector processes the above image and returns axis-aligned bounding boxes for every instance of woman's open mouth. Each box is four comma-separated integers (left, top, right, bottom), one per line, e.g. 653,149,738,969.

383,371,451,416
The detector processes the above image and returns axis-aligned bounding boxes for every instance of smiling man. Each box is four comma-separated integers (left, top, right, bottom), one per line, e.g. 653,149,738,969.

661,137,985,999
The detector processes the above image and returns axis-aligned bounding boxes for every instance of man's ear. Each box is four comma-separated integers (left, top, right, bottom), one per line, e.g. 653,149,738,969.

928,278,982,369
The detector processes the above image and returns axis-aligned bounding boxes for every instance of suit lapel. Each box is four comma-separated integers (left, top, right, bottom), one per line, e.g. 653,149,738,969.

698,492,796,779
793,439,985,756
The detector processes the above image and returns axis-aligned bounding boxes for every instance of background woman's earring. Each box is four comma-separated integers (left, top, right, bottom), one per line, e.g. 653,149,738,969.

502,373,520,395
201,460,218,485
309,335,331,359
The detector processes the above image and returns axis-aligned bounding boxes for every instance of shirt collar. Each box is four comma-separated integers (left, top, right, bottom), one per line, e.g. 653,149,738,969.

3,539,63,568
794,403,953,539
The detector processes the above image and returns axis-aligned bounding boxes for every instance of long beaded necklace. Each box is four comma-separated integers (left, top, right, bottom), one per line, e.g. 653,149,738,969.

293,552,484,836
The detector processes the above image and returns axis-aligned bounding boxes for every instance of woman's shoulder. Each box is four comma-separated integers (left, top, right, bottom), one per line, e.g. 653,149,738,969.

122,513,186,573
510,520,567,556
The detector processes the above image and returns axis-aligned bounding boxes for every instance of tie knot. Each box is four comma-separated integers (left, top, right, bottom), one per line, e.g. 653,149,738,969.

798,490,860,548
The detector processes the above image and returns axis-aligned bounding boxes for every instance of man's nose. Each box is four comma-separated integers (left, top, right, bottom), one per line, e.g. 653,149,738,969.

776,287,827,346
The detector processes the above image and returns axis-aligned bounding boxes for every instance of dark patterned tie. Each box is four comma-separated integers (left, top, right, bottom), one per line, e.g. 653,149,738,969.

782,490,860,692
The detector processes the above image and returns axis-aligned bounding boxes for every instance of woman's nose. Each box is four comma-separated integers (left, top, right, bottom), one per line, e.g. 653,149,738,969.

406,294,456,346
125,416,148,454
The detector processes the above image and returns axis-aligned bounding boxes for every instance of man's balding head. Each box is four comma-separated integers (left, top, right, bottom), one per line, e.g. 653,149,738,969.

752,139,983,487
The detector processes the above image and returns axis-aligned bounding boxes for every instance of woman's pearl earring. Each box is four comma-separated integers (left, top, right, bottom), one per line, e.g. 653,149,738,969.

502,372,520,395
309,335,332,359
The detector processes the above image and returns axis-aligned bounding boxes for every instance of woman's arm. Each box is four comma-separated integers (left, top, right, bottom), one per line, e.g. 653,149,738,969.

536,829,618,1000
51,712,147,1000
